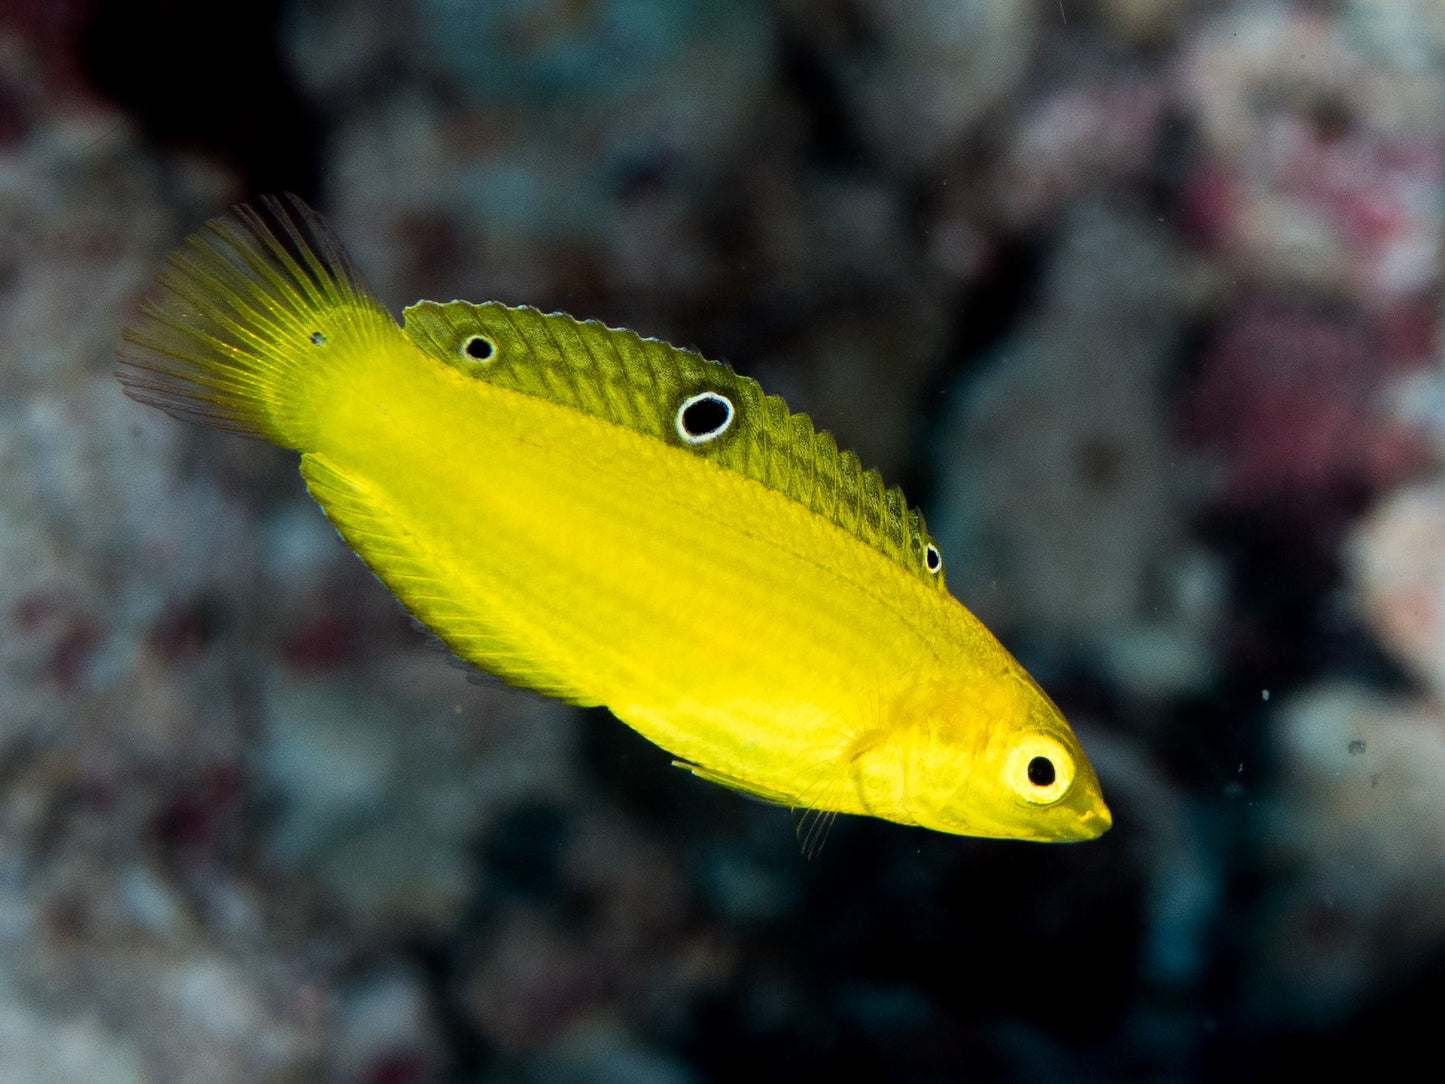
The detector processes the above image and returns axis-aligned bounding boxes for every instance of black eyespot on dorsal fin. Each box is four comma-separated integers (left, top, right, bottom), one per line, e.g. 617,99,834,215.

676,391,734,443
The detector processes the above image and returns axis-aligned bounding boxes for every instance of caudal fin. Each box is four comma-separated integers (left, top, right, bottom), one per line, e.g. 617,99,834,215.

117,195,399,451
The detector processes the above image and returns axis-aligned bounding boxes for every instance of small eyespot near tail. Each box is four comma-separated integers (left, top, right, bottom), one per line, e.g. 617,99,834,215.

116,194,400,451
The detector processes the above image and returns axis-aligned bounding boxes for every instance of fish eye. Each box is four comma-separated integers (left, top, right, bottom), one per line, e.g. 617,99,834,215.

309,330,326,345
463,335,495,361
1027,756,1054,786
1005,734,1075,806
924,543,942,574
676,391,734,444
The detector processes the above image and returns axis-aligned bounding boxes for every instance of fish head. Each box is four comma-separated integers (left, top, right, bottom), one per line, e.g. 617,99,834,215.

904,665,1111,842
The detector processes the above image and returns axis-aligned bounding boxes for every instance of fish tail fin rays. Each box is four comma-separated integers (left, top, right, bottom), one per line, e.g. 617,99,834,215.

116,195,402,451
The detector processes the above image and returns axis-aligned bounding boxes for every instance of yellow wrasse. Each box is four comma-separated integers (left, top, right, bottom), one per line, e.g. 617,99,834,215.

117,196,1110,842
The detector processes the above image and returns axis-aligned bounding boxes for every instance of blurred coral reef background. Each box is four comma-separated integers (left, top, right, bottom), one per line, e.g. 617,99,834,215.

3,0,1445,1080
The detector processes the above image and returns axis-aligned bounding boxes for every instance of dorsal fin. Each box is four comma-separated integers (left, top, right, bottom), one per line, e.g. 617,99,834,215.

402,300,947,590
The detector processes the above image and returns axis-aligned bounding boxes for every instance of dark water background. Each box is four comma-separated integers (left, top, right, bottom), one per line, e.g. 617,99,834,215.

3,1,1444,1080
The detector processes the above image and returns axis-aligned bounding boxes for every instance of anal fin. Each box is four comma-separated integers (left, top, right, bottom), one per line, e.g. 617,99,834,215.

298,452,600,706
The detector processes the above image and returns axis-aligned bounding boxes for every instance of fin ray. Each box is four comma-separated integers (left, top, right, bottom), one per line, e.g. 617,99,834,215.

672,759,798,807
299,452,601,706
117,195,400,450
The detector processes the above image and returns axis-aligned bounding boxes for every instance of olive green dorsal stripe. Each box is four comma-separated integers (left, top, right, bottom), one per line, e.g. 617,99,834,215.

400,300,944,589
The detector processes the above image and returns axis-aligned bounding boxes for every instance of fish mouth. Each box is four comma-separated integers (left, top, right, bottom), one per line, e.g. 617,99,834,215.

1076,801,1112,838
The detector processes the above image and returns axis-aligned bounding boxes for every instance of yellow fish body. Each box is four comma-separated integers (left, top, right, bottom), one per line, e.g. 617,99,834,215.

118,197,1110,842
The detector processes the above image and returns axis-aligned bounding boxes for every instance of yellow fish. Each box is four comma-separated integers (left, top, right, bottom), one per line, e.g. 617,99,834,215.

117,196,1110,842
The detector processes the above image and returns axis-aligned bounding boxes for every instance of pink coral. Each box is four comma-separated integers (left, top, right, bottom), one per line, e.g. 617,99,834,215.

1182,305,1428,510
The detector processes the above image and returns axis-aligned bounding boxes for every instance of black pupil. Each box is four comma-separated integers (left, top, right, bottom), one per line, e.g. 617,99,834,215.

465,336,494,360
682,395,729,437
926,546,940,571
1027,756,1056,787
